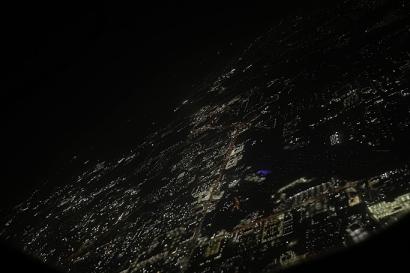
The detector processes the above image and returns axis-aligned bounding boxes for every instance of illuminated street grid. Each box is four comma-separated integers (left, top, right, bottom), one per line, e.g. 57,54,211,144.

1,1,410,273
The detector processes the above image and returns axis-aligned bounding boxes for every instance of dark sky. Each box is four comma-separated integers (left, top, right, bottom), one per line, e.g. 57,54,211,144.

2,1,330,209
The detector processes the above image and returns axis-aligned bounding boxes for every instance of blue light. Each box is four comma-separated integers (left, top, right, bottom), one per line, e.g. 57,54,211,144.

256,169,272,176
